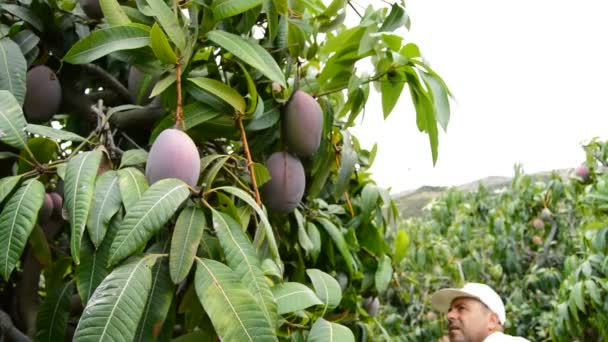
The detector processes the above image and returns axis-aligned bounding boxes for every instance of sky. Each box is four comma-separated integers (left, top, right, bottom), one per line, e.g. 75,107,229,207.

347,0,608,194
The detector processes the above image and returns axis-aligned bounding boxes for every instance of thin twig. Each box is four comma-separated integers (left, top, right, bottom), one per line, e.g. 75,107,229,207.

347,1,362,18
236,116,261,205
175,62,185,129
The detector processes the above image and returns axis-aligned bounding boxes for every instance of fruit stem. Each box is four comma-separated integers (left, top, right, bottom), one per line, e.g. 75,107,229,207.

236,116,262,205
175,62,184,130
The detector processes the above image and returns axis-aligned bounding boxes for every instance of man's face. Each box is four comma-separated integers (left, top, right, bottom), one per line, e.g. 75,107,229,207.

446,297,495,342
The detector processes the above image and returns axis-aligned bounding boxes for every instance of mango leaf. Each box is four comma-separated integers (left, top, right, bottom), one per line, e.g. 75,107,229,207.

393,230,409,265
375,254,392,293
572,281,585,313
421,71,450,132
119,149,148,168
26,124,87,142
0,38,27,105
145,0,186,51
212,0,263,20
252,162,271,188
307,222,321,263
29,224,51,267
76,215,119,305
100,0,131,26
294,209,313,254
87,170,122,247
150,23,178,65
194,258,277,342
0,4,43,31
0,90,28,149
237,62,258,114
333,131,356,196
34,281,74,342
314,217,355,275
307,318,354,342
0,175,20,204
381,70,405,119
170,205,206,283
64,24,151,64
306,269,342,314
380,3,408,32
214,186,281,268
207,30,285,87
149,73,176,98
73,256,155,341
188,77,245,114
0,179,44,279
135,257,174,342
271,282,322,315
13,29,40,55
117,167,149,209
201,155,231,187
64,149,103,265
212,210,278,328
108,179,190,266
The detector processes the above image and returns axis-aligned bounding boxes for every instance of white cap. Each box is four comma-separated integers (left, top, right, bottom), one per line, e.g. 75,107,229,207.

430,282,506,325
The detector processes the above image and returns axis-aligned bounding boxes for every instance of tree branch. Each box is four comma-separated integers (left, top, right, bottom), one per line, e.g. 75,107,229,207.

108,97,164,129
80,64,131,103
236,116,262,205
175,63,184,129
0,309,31,342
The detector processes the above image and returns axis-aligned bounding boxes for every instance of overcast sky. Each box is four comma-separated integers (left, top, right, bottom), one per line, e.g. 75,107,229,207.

347,0,608,194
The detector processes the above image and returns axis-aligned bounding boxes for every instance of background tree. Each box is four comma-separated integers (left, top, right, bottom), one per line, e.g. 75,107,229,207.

0,0,451,340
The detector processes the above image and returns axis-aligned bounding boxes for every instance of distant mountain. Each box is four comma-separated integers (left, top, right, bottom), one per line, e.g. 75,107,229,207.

393,169,573,218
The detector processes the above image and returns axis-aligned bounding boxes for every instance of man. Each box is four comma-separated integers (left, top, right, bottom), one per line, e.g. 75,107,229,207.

430,282,530,342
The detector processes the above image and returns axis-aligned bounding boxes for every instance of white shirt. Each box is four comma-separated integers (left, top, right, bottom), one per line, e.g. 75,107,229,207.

483,332,530,342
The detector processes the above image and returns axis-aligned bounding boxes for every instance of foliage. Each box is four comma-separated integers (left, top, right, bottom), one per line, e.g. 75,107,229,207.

0,0,451,340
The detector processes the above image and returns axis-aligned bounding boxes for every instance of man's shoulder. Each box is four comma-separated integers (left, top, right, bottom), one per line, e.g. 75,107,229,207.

484,332,531,342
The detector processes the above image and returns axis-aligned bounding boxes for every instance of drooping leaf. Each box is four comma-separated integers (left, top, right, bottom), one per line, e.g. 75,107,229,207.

109,179,190,266
375,254,392,293
145,0,186,51
212,0,264,20
306,269,342,312
34,281,74,342
294,209,313,254
149,72,176,98
169,205,206,283
270,282,322,315
333,131,356,196
188,77,246,114
380,3,408,32
0,37,27,105
64,149,103,264
150,23,178,65
381,70,405,119
314,217,355,275
119,149,148,168
73,256,155,342
212,210,278,328
100,0,131,26
0,90,28,149
134,257,174,342
0,175,21,204
307,318,354,342
87,170,122,247
0,179,44,279
12,29,39,57
26,124,87,142
63,24,151,64
194,258,277,342
117,167,149,209
421,71,450,132
207,30,286,87
393,229,409,265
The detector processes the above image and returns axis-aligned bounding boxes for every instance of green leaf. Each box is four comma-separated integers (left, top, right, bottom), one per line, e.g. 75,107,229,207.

392,229,409,265
307,318,354,342
314,218,355,275
0,179,44,279
207,30,286,87
119,149,148,168
333,131,356,196
252,162,271,187
150,23,177,64
87,170,122,247
169,205,206,283
149,72,176,98
375,254,392,293
34,281,74,342
64,149,103,265
26,124,87,142
237,62,258,115
379,3,407,32
109,179,190,266
381,70,405,119
134,257,174,342
117,167,149,209
17,137,58,174
73,256,154,342
271,282,322,315
421,71,450,132
145,0,186,51
307,222,321,263
201,155,231,187
306,269,342,312
189,77,246,114
0,37,27,105
63,24,151,64
0,4,43,31
584,280,602,305
212,0,263,20
360,183,379,221
212,210,278,328
294,209,313,254
0,175,21,204
194,258,277,342
100,0,132,26
76,215,118,305
12,29,39,57
29,224,51,266
0,90,28,149
272,0,287,15
572,281,585,313
214,186,281,268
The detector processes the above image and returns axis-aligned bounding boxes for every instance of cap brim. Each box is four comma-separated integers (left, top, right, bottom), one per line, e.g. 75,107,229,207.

430,288,481,312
